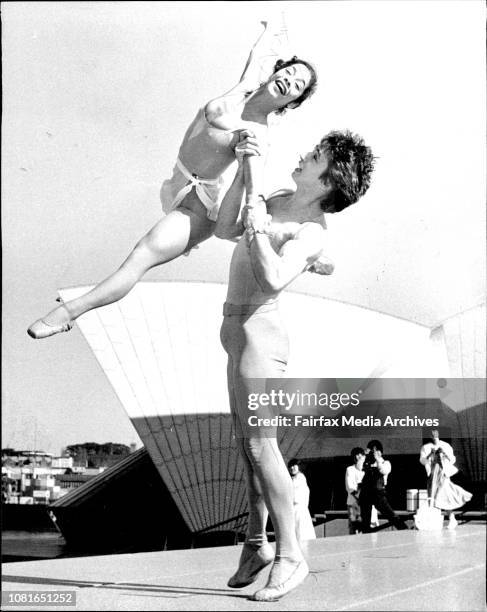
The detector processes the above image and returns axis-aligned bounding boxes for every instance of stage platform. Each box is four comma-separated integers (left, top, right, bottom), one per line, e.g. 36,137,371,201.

2,524,485,611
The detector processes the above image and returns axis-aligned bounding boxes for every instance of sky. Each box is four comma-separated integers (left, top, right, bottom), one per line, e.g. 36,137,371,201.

2,1,485,455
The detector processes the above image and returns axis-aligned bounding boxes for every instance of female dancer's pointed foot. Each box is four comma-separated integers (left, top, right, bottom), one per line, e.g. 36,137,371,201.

250,557,309,602
27,305,74,339
227,543,275,588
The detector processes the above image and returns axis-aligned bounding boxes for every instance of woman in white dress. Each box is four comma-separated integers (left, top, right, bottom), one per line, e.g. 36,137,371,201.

288,459,316,541
420,429,472,529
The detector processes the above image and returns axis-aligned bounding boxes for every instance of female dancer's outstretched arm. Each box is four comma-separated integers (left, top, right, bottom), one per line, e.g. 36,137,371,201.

237,21,288,89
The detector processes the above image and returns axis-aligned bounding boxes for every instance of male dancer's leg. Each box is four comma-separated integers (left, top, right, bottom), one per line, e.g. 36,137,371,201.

225,354,274,588
227,310,307,598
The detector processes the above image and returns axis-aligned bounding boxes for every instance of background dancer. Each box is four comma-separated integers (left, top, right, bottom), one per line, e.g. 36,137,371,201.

420,429,472,529
288,459,316,542
217,127,374,600
360,440,408,533
346,447,380,533
345,447,365,534
28,21,317,339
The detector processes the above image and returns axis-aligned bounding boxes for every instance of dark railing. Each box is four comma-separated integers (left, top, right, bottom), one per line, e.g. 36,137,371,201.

193,512,249,535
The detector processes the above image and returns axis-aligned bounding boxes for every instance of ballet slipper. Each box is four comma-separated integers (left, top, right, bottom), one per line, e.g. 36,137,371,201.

227,543,275,588
250,559,309,602
27,304,74,339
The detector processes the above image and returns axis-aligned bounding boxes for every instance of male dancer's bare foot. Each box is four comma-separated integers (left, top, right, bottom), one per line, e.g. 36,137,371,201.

27,304,74,339
250,555,309,601
227,542,275,588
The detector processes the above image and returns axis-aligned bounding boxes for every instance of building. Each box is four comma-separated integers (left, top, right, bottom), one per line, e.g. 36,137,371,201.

56,282,486,541
2,449,117,505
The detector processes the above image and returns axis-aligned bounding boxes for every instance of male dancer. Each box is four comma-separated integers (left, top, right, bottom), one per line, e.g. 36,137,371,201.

215,128,374,601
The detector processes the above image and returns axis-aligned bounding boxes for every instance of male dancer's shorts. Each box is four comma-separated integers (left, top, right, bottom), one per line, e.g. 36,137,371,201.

220,302,289,438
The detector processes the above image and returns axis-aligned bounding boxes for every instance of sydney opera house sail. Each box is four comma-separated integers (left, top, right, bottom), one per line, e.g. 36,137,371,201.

59,282,484,533
60,282,238,533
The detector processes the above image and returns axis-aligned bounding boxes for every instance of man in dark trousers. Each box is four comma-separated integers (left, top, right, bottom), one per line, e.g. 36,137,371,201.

359,440,408,533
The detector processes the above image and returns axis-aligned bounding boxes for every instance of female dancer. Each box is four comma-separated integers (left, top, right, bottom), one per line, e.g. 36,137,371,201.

28,22,317,339
420,429,472,529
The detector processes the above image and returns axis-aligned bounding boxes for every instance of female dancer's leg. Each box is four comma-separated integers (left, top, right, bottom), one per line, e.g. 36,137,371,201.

28,196,215,337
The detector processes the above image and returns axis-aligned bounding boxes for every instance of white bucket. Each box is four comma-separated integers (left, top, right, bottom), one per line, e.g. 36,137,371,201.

406,489,419,511
414,506,444,530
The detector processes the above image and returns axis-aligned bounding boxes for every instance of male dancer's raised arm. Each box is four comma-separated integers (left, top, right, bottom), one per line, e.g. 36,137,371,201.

248,222,324,292
242,136,325,292
216,129,325,291
214,130,262,240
